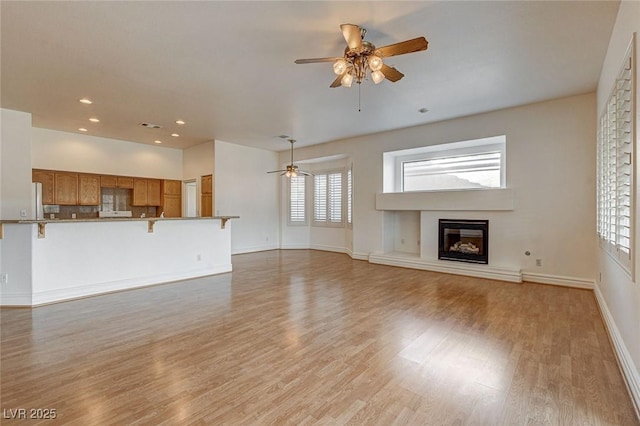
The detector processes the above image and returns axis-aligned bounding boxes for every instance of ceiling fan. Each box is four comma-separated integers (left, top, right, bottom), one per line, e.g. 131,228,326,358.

295,24,428,88
267,139,312,178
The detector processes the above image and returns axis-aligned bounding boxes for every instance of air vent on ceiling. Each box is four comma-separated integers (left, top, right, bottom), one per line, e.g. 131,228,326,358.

139,122,162,129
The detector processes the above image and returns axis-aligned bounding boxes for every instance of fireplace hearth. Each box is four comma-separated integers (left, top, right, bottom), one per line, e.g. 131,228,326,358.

439,219,489,264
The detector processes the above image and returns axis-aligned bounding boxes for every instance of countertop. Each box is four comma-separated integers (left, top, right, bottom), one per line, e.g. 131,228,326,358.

0,216,239,224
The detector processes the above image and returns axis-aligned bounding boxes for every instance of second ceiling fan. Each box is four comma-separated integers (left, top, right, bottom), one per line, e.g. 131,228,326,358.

295,24,428,88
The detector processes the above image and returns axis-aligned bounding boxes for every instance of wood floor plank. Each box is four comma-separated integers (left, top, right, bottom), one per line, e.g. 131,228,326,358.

1,250,637,425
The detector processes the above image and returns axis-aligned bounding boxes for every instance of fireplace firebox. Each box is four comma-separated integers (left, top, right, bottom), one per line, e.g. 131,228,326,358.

438,219,489,264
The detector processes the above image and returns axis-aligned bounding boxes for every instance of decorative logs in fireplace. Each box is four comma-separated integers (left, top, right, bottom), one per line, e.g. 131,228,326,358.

438,219,489,264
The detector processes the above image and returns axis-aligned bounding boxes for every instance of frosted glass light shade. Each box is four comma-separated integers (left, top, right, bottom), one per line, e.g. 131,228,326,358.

368,55,383,71
371,70,385,84
333,59,347,75
341,73,354,87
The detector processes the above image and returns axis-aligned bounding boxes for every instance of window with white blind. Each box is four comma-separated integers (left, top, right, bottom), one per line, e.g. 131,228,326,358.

597,40,635,273
383,135,506,193
288,175,307,225
314,170,344,226
347,167,353,226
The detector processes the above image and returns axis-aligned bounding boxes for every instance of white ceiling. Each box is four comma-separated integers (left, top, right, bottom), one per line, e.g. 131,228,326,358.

1,1,619,151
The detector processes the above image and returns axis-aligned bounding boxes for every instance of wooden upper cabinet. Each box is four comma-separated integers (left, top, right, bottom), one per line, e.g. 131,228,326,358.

100,175,117,188
162,179,181,196
102,175,134,189
132,178,148,206
117,177,134,189
147,179,161,206
79,174,100,206
55,172,78,205
33,170,55,204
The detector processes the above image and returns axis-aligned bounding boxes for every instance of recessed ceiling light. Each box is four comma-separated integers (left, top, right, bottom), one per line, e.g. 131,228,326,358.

78,128,88,132
418,108,429,114
154,140,162,144
79,98,93,105
89,117,100,123
175,120,185,125
171,133,179,137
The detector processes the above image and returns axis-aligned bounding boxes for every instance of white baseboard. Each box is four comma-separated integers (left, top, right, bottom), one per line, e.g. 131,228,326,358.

29,265,232,306
309,244,347,254
279,244,311,250
232,243,279,255
522,272,594,289
368,253,522,283
594,285,640,419
345,248,369,261
0,292,33,306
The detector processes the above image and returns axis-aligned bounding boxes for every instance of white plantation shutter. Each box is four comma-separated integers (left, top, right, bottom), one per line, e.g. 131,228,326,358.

289,176,306,224
596,44,634,272
314,174,327,222
328,172,342,223
347,168,352,225
314,170,345,226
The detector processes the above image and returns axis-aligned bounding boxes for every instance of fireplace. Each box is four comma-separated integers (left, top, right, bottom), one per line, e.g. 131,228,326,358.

438,219,489,264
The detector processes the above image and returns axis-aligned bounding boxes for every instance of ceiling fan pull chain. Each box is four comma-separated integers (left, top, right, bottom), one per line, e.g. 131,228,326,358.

358,83,361,112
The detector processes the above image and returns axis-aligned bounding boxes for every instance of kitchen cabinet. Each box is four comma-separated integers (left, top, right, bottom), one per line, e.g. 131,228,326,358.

161,180,182,217
79,174,100,205
32,170,55,204
201,174,213,217
133,178,161,207
117,177,134,189
132,179,148,206
55,172,78,205
147,179,161,206
101,175,134,189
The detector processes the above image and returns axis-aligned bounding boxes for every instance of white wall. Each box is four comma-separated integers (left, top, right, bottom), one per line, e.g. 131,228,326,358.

285,93,596,282
214,140,279,254
1,109,33,219
31,127,183,179
595,0,640,413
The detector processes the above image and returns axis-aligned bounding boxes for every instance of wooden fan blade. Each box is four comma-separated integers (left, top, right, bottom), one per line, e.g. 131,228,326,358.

380,64,404,82
267,170,286,174
330,74,343,88
340,24,362,50
300,171,313,176
376,37,428,58
295,57,343,64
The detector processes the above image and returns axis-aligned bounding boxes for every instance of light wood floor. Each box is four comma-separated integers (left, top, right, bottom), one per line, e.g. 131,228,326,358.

1,250,637,425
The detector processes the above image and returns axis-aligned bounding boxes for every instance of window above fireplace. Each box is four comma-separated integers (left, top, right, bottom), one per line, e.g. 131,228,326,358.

383,135,506,193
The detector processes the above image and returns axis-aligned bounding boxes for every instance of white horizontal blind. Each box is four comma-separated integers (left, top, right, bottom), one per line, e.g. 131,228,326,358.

596,41,634,272
289,175,306,224
313,170,344,226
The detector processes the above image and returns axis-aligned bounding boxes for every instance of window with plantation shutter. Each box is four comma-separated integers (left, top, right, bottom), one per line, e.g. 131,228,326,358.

288,175,306,225
313,170,345,226
347,167,353,226
597,39,634,273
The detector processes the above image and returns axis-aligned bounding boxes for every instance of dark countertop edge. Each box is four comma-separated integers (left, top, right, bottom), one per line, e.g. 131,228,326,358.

0,216,239,224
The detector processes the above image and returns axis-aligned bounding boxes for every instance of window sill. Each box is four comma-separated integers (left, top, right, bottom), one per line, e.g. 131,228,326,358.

375,188,514,211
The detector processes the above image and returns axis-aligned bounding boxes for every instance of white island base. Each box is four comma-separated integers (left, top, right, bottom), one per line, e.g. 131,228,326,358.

0,217,236,306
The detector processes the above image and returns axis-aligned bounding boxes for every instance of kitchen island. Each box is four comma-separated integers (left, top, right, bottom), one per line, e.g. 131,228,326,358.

0,216,238,306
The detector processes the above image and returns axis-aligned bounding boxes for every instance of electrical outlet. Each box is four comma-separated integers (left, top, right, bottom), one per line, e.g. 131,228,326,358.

1,273,8,285
196,254,201,261
536,259,542,267
401,238,405,244
20,209,27,218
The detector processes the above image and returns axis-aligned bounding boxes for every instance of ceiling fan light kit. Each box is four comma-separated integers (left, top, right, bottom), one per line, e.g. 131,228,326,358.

267,139,312,178
295,23,428,89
